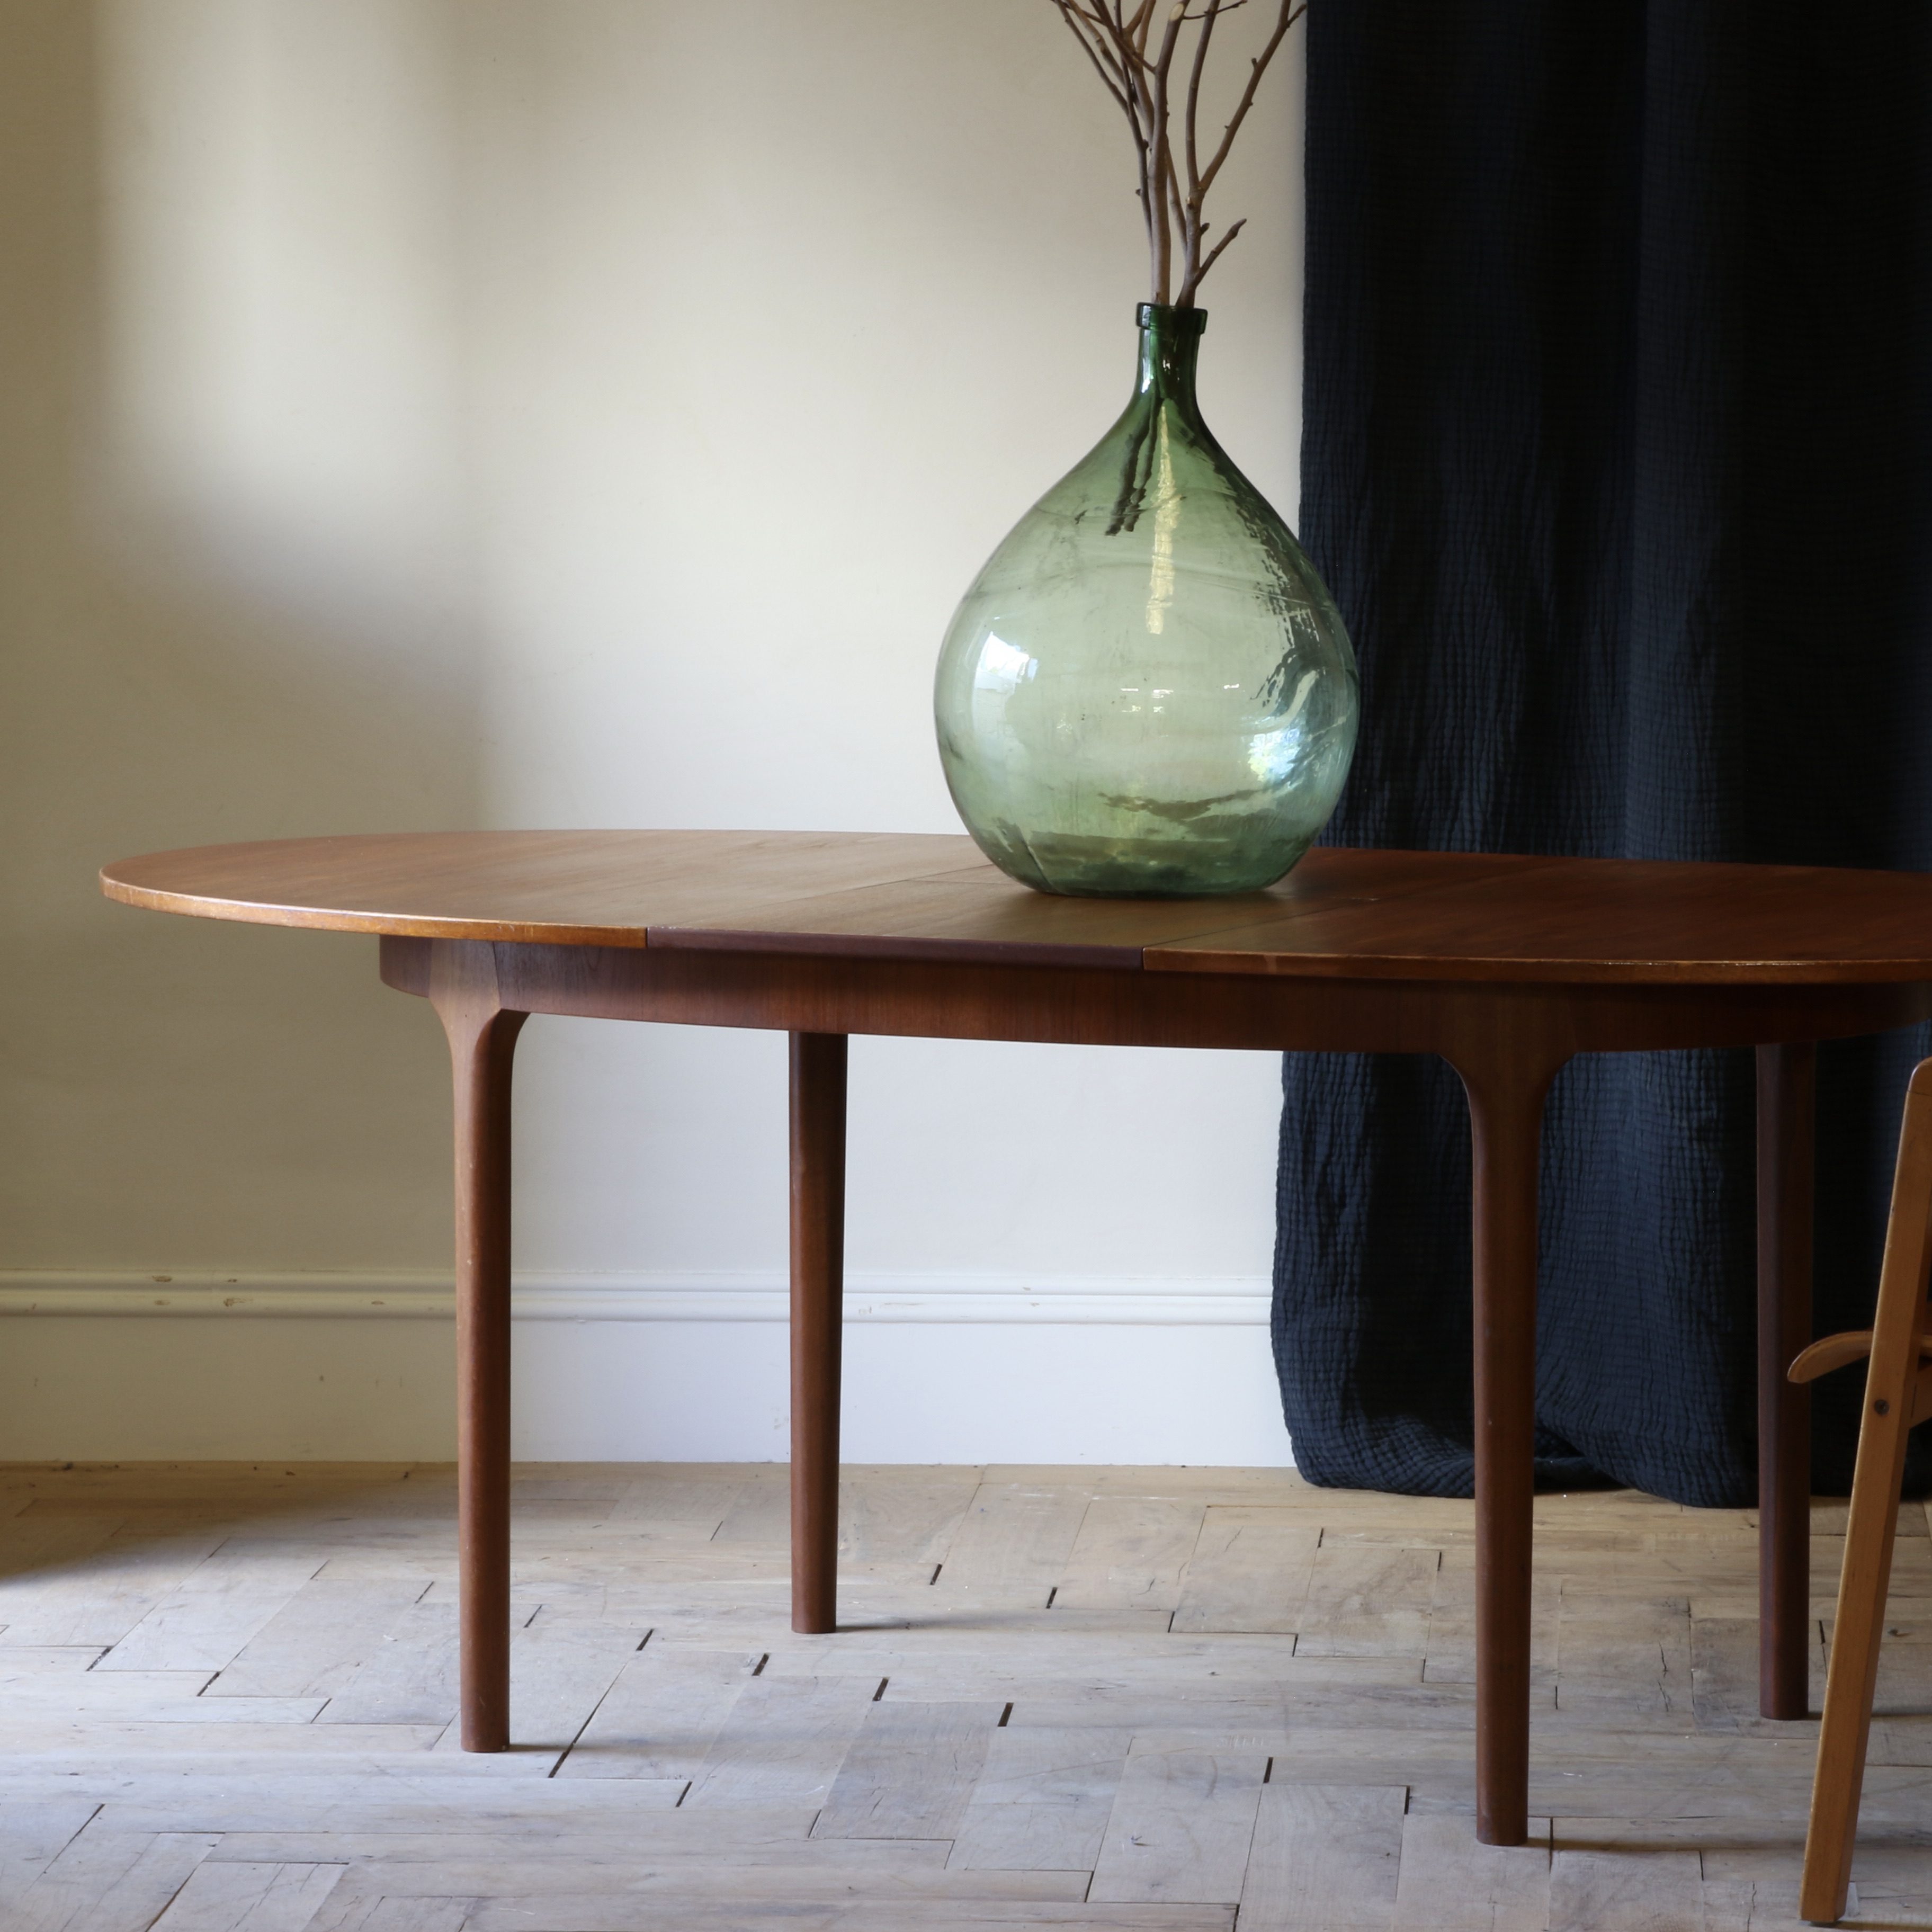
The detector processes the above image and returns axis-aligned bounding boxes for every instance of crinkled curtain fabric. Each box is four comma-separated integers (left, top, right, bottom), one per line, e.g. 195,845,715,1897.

1276,0,1932,1504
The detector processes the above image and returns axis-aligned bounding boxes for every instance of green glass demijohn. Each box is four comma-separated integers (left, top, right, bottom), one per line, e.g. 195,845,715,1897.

935,305,1358,897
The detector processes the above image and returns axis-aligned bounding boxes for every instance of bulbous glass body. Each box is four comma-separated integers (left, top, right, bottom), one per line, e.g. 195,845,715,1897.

935,305,1358,897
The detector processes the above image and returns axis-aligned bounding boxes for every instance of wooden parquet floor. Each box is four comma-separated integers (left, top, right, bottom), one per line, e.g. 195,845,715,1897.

0,1463,1928,1930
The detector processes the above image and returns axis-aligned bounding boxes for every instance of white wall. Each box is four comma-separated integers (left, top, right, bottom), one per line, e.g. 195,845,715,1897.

0,0,1307,1463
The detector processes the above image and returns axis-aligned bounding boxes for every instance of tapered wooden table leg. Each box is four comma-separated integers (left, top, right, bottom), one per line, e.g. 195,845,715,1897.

1455,1044,1564,1847
1758,1041,1816,1720
430,941,527,1752
791,1032,848,1635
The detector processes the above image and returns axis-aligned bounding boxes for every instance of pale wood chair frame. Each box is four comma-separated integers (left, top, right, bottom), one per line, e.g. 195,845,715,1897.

1790,1056,1932,1925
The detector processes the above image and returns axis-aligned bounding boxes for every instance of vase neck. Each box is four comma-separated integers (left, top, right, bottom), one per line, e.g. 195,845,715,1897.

1135,303,1207,416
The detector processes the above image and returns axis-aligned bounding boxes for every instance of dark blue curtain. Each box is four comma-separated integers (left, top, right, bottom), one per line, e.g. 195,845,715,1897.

1275,0,1932,1505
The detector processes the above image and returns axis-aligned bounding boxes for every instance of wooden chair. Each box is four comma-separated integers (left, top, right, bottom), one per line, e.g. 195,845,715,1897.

1787,1057,1932,1925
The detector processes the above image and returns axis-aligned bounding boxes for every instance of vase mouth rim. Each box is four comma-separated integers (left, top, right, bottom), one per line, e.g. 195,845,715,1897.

1136,302,1208,333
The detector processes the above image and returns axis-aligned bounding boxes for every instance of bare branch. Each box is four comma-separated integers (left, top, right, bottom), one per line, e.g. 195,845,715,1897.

1051,0,1133,117
1045,0,1296,308
1119,0,1157,60
1144,0,1191,303
1098,2,1155,120
1166,135,1189,248
1074,0,1137,72
1184,1,1220,201
1057,0,1157,249
1102,2,1160,250
1184,214,1247,299
1129,108,1155,251
1195,0,1304,202
1180,0,1225,300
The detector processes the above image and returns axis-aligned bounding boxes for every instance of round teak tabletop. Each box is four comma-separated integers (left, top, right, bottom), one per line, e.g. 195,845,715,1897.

99,829,1932,984
96,828,1932,1847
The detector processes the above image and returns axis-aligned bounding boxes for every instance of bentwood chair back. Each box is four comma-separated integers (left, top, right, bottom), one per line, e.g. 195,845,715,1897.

1788,1057,1932,1925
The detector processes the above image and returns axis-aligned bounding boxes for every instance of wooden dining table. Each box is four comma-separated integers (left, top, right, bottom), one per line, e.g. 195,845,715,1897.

99,829,1932,1844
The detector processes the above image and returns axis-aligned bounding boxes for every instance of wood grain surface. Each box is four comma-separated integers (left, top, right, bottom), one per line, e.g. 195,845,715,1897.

96,828,1932,1858
99,832,1932,983
1797,1056,1932,1922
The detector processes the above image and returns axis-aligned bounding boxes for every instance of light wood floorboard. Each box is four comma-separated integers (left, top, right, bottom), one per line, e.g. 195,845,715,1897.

1,1463,1927,1929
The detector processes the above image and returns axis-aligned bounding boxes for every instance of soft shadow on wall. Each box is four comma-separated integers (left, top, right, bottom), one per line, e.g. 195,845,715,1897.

0,0,1304,1465
0,1,473,1451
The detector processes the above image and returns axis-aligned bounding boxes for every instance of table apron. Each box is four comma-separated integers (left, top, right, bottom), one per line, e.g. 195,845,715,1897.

379,937,1932,1057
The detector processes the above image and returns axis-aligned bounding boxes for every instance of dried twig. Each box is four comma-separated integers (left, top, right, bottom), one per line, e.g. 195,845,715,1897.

1048,0,1304,307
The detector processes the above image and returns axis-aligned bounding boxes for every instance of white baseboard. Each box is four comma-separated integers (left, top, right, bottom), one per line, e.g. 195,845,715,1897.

0,1272,1292,1464
0,1271,1273,1326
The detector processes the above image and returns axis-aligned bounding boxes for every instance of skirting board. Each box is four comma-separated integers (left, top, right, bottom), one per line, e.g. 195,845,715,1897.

0,1275,1293,1464
0,1271,1273,1325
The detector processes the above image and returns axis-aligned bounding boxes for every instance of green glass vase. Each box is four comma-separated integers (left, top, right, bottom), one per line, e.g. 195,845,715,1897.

935,305,1358,897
